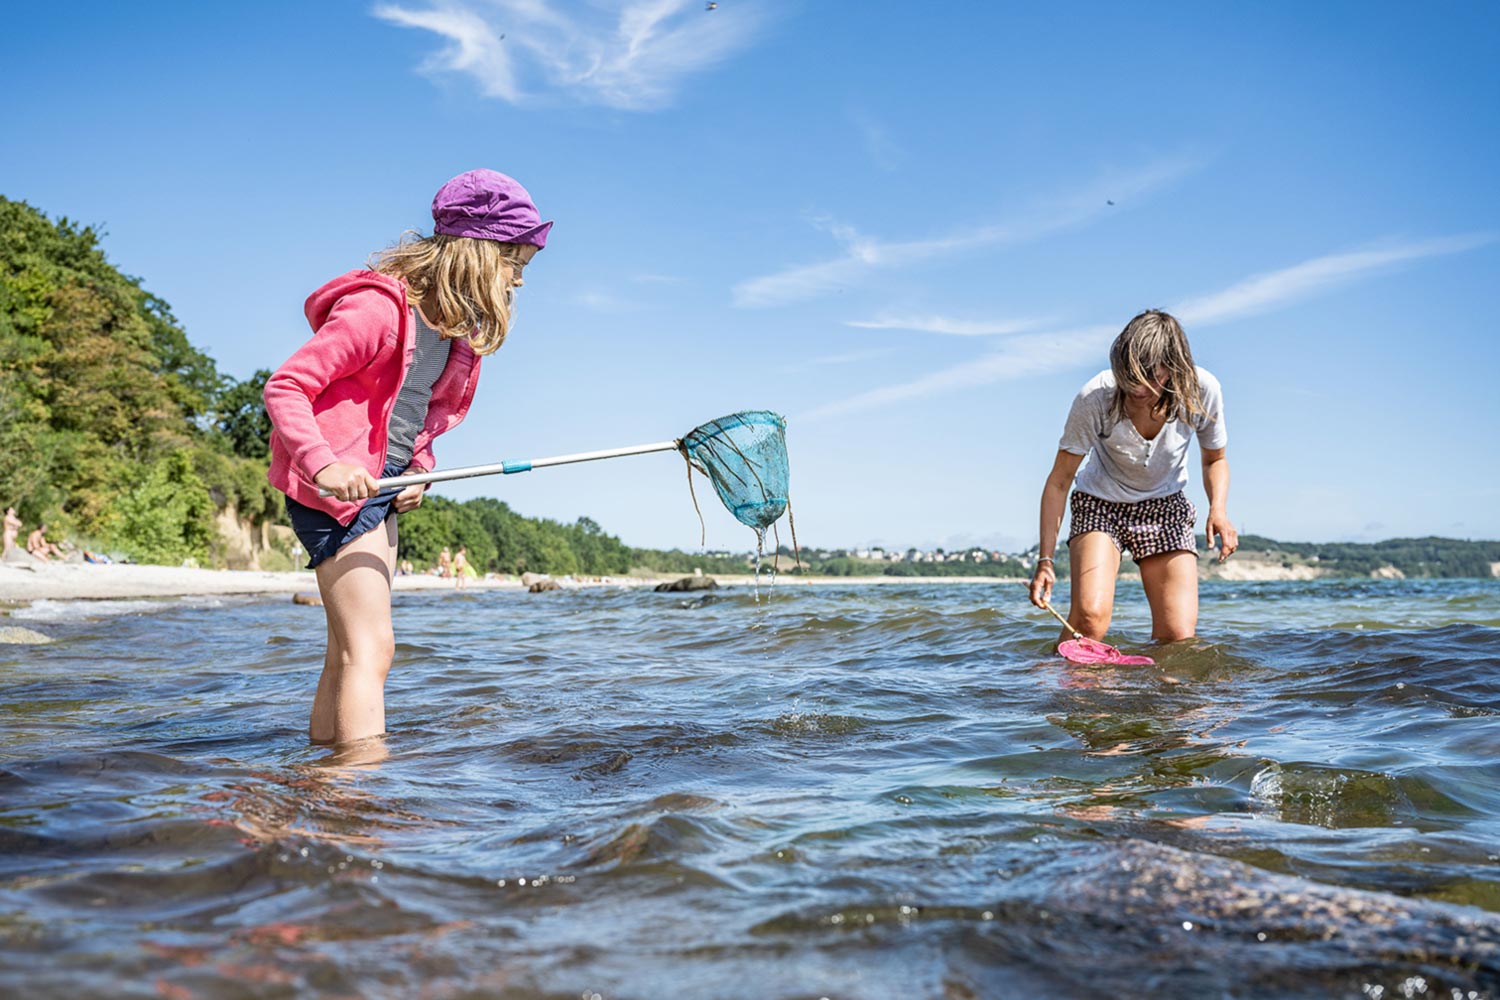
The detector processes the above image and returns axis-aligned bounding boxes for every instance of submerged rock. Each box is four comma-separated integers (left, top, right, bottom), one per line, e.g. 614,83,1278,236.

529,579,562,593
0,625,52,644
966,839,1500,996
676,594,720,609
292,592,323,606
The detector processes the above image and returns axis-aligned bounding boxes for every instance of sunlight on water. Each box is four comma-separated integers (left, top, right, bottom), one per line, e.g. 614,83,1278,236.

2,578,1498,997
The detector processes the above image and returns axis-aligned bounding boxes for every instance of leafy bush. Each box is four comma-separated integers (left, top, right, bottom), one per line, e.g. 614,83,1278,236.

103,451,215,564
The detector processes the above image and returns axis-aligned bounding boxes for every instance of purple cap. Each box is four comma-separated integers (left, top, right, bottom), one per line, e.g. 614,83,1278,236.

431,169,552,249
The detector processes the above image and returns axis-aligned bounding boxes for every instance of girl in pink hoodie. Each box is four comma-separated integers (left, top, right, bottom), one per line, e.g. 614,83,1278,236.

264,169,551,747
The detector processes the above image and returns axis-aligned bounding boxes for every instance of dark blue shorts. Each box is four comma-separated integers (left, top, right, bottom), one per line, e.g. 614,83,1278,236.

286,460,407,569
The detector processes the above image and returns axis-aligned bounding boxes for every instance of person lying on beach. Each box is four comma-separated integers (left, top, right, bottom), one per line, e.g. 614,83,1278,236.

263,168,550,747
27,523,63,561
1029,309,1238,644
2,507,21,558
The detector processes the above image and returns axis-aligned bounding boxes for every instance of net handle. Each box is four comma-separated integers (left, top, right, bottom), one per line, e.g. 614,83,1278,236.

319,440,680,496
1041,600,1083,640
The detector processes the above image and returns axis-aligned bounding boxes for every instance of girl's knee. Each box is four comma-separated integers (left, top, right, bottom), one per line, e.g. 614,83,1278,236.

336,628,395,673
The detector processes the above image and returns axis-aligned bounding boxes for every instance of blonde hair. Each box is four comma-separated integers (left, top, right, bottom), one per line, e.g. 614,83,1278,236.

1108,309,1206,424
369,233,529,355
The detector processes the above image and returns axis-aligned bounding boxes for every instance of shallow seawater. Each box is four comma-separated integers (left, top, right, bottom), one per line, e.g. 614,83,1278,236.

2,578,1499,998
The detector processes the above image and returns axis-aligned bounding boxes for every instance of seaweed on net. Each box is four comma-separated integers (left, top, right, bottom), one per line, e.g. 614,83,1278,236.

677,410,799,570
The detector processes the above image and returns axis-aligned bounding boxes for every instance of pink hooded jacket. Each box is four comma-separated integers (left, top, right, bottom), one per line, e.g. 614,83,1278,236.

264,270,481,525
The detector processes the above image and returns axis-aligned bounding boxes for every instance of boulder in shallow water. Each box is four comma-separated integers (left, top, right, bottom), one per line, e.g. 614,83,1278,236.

943,839,1500,997
292,592,323,606
0,625,51,644
529,579,562,593
655,576,718,593
520,572,551,588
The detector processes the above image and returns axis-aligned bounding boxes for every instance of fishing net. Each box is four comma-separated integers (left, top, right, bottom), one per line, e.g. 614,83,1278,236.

678,410,797,563
1059,637,1155,666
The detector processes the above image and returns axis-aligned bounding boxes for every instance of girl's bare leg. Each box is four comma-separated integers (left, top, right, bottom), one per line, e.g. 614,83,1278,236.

1138,550,1199,641
1066,531,1122,641
309,515,399,744
309,620,340,744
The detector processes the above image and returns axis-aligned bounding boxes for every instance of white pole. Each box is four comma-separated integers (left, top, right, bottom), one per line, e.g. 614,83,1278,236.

319,439,683,496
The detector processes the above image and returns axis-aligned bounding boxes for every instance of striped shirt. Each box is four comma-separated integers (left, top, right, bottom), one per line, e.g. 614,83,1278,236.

385,308,453,469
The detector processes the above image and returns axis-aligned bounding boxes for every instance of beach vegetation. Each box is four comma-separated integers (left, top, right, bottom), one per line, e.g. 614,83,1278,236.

104,450,216,565
0,197,276,561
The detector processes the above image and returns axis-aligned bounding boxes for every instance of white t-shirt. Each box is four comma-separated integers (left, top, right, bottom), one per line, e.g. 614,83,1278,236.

1059,367,1227,503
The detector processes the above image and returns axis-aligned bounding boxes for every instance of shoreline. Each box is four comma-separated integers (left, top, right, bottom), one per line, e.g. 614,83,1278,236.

0,561,1035,607
3,557,1455,610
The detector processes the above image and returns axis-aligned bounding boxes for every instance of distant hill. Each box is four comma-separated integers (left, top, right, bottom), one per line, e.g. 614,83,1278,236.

1200,534,1500,580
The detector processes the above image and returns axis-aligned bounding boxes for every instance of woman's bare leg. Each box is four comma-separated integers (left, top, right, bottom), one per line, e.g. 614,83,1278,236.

1138,550,1199,641
1066,531,1122,641
309,515,399,744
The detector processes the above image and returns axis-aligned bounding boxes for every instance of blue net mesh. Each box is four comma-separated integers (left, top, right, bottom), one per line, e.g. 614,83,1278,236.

679,411,789,533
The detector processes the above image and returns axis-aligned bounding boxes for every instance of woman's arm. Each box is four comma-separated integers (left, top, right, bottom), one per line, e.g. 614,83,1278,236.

1201,446,1237,561
1030,450,1084,608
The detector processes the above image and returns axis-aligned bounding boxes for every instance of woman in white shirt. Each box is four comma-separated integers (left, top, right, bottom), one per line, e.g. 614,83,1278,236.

1029,310,1238,644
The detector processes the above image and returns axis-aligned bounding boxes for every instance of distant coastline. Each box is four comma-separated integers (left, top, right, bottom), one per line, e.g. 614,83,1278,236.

0,561,1032,606
6,553,1497,612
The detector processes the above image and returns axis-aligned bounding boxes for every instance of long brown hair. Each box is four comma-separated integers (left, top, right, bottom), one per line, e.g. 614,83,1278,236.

369,233,529,355
1108,309,1206,425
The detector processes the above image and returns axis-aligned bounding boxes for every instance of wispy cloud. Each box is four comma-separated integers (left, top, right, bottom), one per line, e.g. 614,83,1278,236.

1174,234,1495,325
373,0,769,110
804,326,1115,420
791,346,899,370
846,314,1046,336
805,234,1495,420
852,110,903,172
577,289,641,312
731,156,1200,309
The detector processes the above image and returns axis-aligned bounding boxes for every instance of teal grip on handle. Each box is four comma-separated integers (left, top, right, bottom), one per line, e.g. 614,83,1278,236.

502,461,533,474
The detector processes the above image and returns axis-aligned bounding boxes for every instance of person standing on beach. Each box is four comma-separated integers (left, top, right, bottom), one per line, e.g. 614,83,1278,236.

2,507,21,559
452,545,469,590
264,169,551,746
438,545,452,579
1029,310,1238,643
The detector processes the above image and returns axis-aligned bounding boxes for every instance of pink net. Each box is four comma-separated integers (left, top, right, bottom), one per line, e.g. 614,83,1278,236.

1058,637,1155,666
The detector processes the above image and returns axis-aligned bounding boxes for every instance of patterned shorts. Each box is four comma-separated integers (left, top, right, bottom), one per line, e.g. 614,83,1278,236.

1068,490,1198,563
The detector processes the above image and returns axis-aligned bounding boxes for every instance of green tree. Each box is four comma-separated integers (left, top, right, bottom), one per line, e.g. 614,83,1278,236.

0,196,280,558
212,369,273,459
105,451,216,564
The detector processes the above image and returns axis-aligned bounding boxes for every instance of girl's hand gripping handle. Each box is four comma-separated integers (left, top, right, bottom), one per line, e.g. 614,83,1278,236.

314,462,381,502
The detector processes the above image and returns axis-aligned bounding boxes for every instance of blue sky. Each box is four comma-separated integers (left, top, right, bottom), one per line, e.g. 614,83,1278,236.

5,1,1498,552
